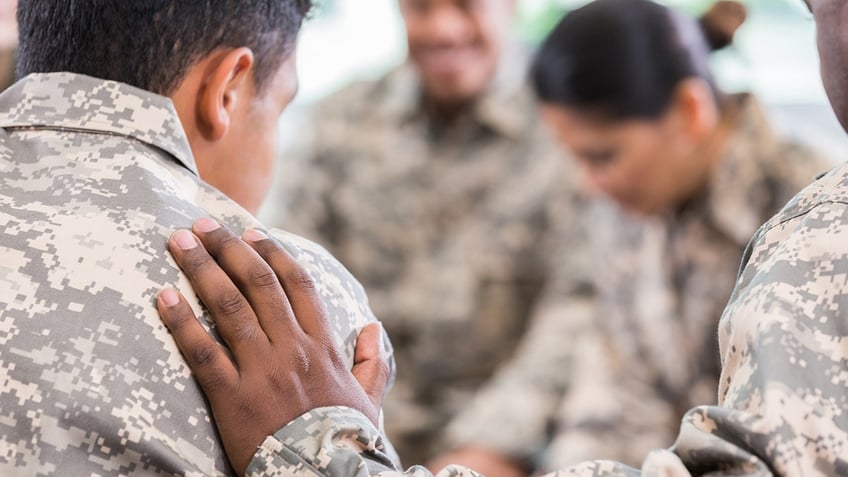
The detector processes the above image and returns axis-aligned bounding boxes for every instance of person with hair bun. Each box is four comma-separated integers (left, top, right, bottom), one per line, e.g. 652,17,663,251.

149,0,848,475
428,1,830,475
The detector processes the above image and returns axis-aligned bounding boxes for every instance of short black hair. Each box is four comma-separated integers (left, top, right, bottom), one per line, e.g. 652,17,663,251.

17,0,313,95
532,0,718,122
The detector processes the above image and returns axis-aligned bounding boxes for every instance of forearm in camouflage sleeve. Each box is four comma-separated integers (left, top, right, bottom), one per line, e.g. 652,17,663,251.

246,407,481,477
243,404,782,477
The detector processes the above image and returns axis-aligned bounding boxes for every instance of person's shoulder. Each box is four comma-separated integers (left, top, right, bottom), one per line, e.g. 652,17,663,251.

264,226,395,382
741,162,848,274
768,161,848,226
268,228,377,320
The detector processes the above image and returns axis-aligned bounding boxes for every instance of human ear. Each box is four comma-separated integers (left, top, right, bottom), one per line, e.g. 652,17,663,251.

667,78,720,142
196,48,255,141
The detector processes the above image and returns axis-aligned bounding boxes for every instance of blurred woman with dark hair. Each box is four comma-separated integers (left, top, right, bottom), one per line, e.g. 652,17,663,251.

435,1,830,475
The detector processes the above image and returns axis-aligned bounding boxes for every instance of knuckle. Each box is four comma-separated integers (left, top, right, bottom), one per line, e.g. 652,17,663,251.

215,232,241,252
213,290,248,317
233,320,261,343
283,269,316,292
255,237,285,256
163,309,193,333
199,366,232,395
191,341,219,368
180,251,213,277
291,346,312,375
247,264,279,289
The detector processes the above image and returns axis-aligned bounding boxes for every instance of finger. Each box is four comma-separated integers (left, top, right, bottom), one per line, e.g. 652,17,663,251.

351,323,390,413
157,288,238,398
191,219,298,343
168,227,268,364
243,229,330,339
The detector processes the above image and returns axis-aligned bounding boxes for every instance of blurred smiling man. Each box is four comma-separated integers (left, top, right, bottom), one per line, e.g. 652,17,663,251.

270,0,582,466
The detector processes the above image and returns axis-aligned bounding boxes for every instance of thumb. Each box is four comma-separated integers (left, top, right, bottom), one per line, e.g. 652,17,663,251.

351,323,390,412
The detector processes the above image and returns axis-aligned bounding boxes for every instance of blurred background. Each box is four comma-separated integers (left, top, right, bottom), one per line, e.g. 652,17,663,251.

260,0,845,220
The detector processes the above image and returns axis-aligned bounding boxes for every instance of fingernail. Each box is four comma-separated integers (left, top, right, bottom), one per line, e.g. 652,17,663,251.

243,228,268,242
172,230,197,250
194,217,221,233
159,288,180,307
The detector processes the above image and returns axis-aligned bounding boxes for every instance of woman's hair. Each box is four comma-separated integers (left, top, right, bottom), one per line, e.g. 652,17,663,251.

531,0,744,121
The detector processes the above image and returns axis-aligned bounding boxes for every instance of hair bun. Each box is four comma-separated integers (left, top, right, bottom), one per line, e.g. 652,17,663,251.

699,1,748,51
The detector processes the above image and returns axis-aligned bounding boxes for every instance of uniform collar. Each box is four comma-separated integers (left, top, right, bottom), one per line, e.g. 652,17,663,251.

0,72,198,175
381,48,532,141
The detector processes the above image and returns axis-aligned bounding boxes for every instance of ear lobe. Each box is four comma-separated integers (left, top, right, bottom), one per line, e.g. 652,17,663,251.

196,47,256,142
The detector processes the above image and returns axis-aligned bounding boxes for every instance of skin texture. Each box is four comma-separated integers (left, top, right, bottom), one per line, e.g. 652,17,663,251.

398,0,514,113
808,0,848,131
158,218,390,476
539,79,726,216
169,48,299,215
0,0,16,50
156,1,848,475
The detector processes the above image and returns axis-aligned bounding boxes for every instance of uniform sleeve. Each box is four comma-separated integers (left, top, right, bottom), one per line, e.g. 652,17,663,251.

246,407,482,477
246,202,848,477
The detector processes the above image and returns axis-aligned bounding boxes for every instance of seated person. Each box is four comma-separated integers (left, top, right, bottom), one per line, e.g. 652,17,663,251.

0,1,392,475
270,0,579,465
164,1,848,474
434,0,829,474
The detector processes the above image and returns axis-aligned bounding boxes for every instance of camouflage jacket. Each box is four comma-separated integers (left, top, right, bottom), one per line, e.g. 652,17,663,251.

540,95,831,469
0,73,393,476
444,95,831,468
243,111,848,476
267,62,576,463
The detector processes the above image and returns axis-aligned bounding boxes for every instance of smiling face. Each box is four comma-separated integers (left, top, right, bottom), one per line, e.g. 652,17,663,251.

399,0,513,108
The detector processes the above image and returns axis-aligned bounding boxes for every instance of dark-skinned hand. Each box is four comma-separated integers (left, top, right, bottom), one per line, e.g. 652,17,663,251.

156,218,390,476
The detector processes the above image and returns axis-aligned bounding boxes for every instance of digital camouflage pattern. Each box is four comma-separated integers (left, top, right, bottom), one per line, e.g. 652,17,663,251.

442,94,830,470
268,59,577,464
244,104,848,477
0,72,393,476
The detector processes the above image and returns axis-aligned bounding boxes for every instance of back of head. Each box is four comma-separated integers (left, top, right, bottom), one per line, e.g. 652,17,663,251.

532,0,721,122
16,0,312,95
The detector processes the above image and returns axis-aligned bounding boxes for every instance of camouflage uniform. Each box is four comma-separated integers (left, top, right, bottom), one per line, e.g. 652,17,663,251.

243,106,848,476
269,61,574,464
444,94,831,469
0,72,393,476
